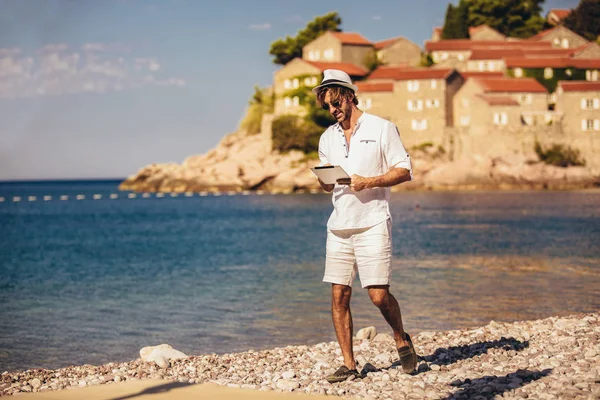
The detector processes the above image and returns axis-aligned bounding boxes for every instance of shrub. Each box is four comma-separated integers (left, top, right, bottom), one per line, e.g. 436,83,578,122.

272,115,323,153
534,141,585,167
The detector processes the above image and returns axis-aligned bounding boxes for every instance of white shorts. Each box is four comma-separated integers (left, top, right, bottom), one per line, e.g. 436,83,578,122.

323,219,392,288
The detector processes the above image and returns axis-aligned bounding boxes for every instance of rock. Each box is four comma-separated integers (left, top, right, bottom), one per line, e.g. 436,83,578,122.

281,370,295,379
29,378,41,390
276,379,299,391
140,344,187,368
372,333,394,343
356,327,377,340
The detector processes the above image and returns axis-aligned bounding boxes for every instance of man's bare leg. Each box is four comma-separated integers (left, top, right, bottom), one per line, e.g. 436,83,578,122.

367,285,410,349
331,284,356,370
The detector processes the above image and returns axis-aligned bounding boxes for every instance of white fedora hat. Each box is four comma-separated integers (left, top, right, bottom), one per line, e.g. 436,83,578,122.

312,69,358,94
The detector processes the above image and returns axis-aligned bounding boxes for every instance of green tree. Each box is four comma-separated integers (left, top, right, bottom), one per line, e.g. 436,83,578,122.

563,0,600,41
269,12,342,65
441,1,470,39
467,0,545,38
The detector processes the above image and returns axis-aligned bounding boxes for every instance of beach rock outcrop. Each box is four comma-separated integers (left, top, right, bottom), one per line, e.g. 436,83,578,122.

119,128,600,193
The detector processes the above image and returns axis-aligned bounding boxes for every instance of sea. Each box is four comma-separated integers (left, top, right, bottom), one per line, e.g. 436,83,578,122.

1,180,599,372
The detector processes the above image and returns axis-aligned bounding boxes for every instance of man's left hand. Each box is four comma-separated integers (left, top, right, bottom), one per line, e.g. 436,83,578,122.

349,174,369,191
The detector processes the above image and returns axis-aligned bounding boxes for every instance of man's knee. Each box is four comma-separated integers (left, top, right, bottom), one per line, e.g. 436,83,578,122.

331,284,352,310
368,286,390,308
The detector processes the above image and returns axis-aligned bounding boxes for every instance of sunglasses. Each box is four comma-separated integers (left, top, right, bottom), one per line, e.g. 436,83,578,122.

322,99,343,111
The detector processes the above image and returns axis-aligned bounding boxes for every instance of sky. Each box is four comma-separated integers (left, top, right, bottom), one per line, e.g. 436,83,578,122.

0,0,580,180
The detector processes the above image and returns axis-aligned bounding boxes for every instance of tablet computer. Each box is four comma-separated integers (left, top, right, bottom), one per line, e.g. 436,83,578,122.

310,165,350,185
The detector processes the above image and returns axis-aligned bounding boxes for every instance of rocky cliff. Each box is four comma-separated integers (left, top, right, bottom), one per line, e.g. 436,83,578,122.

119,127,600,193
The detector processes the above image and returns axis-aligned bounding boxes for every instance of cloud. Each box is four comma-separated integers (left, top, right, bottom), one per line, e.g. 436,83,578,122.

372,15,382,21
0,44,185,99
248,23,271,31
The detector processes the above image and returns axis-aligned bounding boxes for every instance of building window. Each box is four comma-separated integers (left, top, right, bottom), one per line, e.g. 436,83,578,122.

458,53,465,61
581,119,599,131
460,116,470,126
425,99,432,108
441,52,448,60
479,61,488,71
553,38,560,46
561,38,569,48
519,94,532,105
522,115,534,126
493,112,508,125
407,80,420,92
284,97,291,107
324,49,334,60
411,119,428,131
292,78,299,88
292,96,299,106
433,99,440,108
365,98,372,109
514,68,523,78
311,77,317,85
284,79,291,89
586,70,599,81
544,68,553,79
407,99,423,111
431,80,437,89
304,77,311,86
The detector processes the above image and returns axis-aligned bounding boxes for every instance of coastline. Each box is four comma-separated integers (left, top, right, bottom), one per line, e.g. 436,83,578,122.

3,312,598,399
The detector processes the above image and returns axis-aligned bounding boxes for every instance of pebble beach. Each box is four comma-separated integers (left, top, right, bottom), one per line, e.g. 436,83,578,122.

2,312,599,399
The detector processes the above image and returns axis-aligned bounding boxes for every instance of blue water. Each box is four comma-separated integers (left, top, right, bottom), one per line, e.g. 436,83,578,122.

1,181,599,372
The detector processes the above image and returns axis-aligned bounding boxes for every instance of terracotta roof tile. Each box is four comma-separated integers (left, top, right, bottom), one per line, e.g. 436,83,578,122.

330,32,372,46
369,66,455,81
476,94,520,106
475,77,548,93
459,71,505,79
355,82,394,92
304,61,369,77
549,9,571,19
425,40,552,52
469,48,525,60
558,81,600,92
504,57,600,68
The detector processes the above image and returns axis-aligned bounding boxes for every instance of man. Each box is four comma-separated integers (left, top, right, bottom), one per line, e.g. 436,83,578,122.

311,69,417,383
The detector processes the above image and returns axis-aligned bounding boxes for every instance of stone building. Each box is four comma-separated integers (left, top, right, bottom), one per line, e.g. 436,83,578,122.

302,31,374,70
373,36,421,67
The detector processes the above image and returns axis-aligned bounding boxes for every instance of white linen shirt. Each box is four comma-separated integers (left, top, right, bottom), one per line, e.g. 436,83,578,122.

318,112,413,230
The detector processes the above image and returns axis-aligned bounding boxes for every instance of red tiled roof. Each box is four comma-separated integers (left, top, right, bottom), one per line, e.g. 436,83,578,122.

558,81,600,92
476,94,520,106
475,77,548,93
469,47,575,60
304,60,369,77
374,37,399,50
504,57,600,69
330,32,372,46
504,57,571,68
549,9,571,19
570,59,600,69
425,39,552,51
355,82,394,92
459,71,505,79
369,66,455,80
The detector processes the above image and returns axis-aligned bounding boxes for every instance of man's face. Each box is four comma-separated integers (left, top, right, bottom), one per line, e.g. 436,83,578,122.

323,90,351,123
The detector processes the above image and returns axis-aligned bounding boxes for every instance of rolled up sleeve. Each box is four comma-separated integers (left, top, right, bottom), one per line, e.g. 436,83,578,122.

382,122,413,181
